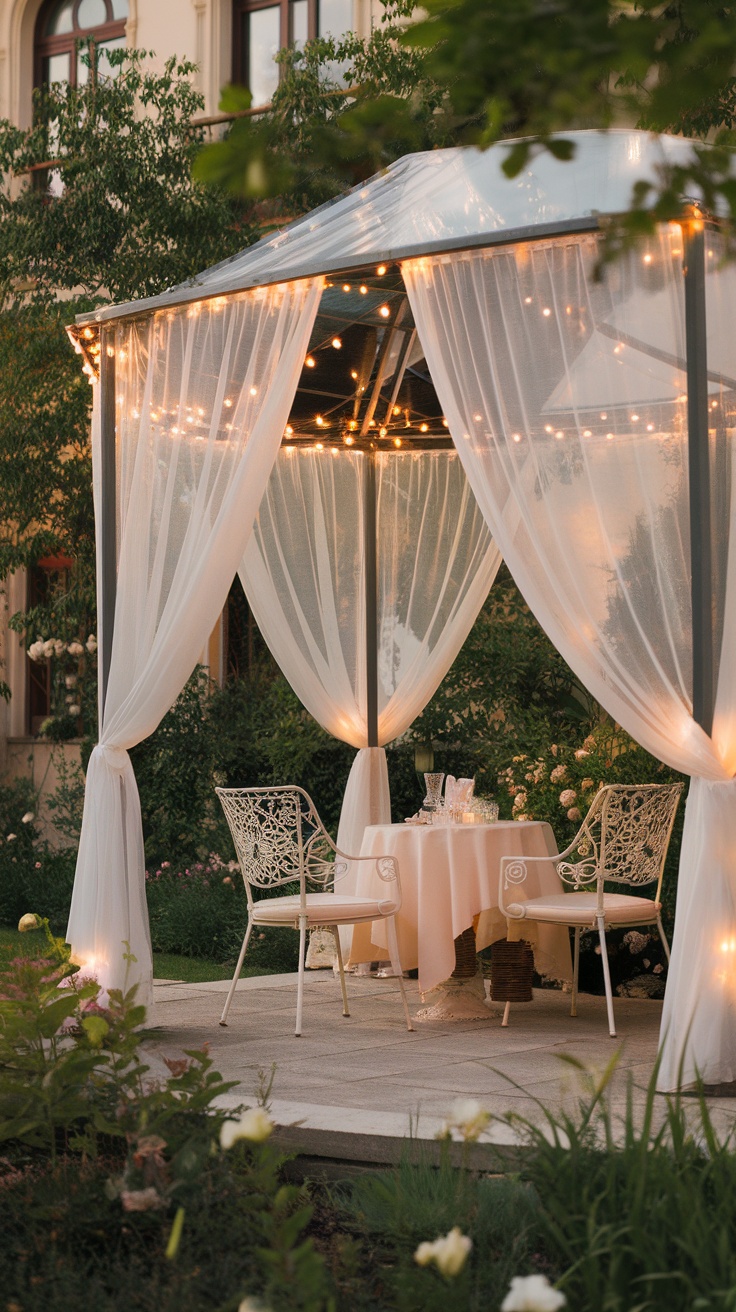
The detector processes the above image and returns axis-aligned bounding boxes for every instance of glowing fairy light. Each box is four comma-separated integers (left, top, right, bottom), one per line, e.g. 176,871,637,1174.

379,305,390,318
305,356,316,368
332,337,342,349
377,264,387,275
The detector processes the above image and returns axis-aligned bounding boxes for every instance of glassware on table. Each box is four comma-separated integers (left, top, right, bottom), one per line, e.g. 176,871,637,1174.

474,798,499,824
422,772,445,817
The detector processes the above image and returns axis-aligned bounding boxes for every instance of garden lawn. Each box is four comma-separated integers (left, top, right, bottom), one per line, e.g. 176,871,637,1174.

0,928,276,983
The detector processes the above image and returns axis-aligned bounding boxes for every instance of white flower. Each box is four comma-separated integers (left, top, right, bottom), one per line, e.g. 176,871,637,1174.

28,640,46,662
43,639,56,659
443,1097,490,1142
580,777,595,791
566,807,582,822
550,764,567,783
21,812,34,824
512,791,527,813
18,912,40,932
574,748,590,759
653,963,664,974
238,1298,271,1312
559,789,577,807
7,833,16,842
516,814,530,823
67,641,84,657
220,1107,273,1149
86,634,97,653
53,639,66,657
414,1227,472,1277
501,1274,567,1311
68,704,81,717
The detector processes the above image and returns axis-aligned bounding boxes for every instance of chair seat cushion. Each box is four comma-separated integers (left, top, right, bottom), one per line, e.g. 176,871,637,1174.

252,892,397,926
506,891,660,926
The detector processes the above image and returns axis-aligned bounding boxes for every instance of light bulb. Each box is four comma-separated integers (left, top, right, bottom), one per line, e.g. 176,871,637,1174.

332,337,342,349
420,422,429,433
344,435,355,446
316,415,325,426
359,285,368,294
315,441,324,450
393,437,402,447
342,283,351,292
379,426,387,437
377,264,387,276
305,356,316,368
350,369,358,380
285,425,293,435
379,305,390,318
542,307,551,317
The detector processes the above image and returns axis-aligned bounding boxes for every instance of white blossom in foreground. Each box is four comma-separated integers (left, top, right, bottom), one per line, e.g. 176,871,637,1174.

86,634,98,654
28,640,46,662
414,1227,472,1277
501,1274,567,1311
442,1097,490,1142
67,641,84,657
21,812,34,824
220,1107,273,1149
18,913,40,932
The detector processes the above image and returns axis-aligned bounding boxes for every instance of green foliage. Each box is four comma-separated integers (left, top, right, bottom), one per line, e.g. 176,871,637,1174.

194,0,451,207
0,48,253,705
510,1055,736,1312
331,1145,543,1311
0,936,329,1312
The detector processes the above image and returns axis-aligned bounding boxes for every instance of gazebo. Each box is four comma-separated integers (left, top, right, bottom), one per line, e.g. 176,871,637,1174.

69,128,736,1091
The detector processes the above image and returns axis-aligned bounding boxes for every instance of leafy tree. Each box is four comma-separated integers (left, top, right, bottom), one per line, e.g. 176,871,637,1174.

196,0,736,237
0,49,252,734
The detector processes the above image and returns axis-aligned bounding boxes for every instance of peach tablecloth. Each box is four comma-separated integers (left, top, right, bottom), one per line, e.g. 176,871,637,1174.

348,820,572,994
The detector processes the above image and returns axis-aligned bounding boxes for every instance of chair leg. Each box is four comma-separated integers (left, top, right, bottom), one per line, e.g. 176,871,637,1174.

597,914,616,1037
501,1001,511,1027
331,925,350,1017
219,917,254,1026
571,926,581,1017
386,916,414,1032
295,915,308,1037
657,912,671,964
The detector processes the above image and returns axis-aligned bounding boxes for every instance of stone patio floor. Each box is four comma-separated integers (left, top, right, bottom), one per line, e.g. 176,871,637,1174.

143,970,736,1167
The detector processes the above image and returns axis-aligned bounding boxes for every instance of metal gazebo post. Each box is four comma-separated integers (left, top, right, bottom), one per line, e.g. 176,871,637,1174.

364,448,379,747
99,325,117,715
683,219,715,736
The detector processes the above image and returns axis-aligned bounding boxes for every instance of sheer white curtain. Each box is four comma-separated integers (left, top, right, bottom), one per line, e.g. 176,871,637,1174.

67,279,322,1005
404,228,736,1088
240,447,500,857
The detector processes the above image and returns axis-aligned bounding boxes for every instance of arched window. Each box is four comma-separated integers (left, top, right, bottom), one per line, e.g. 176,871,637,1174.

232,0,351,106
35,0,128,89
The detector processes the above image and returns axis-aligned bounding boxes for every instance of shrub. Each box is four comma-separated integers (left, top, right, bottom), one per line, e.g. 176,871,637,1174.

0,933,329,1312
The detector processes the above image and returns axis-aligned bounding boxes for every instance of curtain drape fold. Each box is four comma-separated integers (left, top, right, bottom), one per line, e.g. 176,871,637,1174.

404,229,736,1088
67,278,322,1006
239,446,501,866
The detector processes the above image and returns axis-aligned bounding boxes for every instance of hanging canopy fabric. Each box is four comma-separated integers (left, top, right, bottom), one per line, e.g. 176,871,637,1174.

240,445,500,901
70,128,736,1091
68,279,322,1003
403,226,736,1089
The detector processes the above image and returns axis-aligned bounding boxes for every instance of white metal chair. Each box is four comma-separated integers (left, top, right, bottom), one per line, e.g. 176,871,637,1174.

498,782,683,1036
216,784,414,1036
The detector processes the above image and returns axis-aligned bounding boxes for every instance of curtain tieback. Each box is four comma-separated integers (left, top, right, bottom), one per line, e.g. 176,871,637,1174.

94,743,130,774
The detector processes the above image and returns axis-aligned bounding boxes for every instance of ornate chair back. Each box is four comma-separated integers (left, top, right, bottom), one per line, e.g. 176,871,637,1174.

557,783,683,908
216,785,345,909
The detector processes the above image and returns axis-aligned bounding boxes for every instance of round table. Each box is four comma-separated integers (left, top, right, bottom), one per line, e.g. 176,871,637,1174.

348,820,572,1004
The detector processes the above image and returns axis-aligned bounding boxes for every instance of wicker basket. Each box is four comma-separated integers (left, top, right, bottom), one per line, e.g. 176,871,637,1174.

450,926,479,979
488,938,534,1002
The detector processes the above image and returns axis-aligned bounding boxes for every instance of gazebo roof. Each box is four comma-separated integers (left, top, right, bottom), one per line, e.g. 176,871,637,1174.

80,129,701,327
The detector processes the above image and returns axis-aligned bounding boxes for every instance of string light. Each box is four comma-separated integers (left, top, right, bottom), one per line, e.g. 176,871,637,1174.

350,369,358,380
344,435,355,446
305,356,316,368
393,405,401,415
524,296,533,304
348,419,358,431
512,433,522,443
643,253,653,264
442,418,448,428
249,385,258,395
379,426,388,438
342,283,351,292
285,425,293,436
315,441,324,450
420,422,429,433
332,337,342,349
359,285,368,294
377,264,387,276
630,413,639,422
224,398,233,408
555,430,564,440
600,412,607,419
542,307,552,317
379,305,390,318
583,429,592,437
316,415,325,427
393,437,402,447
646,423,655,431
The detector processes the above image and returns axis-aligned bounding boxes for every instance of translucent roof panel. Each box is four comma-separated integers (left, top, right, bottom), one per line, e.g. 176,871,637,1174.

85,130,708,326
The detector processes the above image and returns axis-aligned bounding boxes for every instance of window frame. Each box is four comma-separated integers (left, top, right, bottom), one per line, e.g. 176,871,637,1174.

232,0,318,95
34,0,127,90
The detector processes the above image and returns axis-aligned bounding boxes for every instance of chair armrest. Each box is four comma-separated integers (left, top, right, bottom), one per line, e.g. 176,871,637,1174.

498,851,561,919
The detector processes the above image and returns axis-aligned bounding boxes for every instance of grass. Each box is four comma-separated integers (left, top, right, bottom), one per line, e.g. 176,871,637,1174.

0,927,284,983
